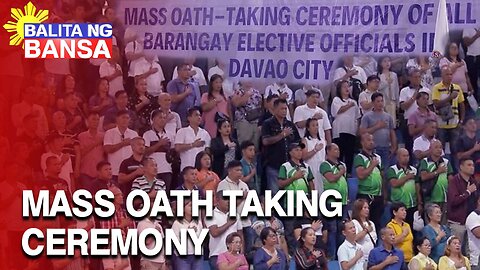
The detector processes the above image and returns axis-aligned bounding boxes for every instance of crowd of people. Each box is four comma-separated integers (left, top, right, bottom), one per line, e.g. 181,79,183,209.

2,1,480,270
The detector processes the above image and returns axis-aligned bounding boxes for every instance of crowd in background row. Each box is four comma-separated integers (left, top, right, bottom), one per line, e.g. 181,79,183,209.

2,1,480,270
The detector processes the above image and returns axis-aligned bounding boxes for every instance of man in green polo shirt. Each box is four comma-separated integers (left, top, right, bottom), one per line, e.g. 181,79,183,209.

418,139,454,224
387,148,417,229
354,133,383,230
320,143,349,259
278,142,314,254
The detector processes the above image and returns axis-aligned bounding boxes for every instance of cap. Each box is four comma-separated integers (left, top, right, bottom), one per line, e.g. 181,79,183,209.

288,142,306,151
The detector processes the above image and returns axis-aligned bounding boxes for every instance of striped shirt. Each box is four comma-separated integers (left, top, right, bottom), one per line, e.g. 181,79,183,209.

131,176,166,193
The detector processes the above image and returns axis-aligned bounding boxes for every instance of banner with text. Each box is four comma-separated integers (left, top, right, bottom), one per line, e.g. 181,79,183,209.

118,0,478,83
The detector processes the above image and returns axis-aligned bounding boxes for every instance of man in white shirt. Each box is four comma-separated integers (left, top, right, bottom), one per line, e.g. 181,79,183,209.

99,46,124,97
41,133,74,192
157,93,182,135
294,84,326,110
135,54,165,97
217,160,253,253
293,90,332,142
205,191,243,270
358,75,380,115
466,196,480,270
412,120,442,161
174,107,211,170
103,110,139,179
338,219,365,270
463,27,480,93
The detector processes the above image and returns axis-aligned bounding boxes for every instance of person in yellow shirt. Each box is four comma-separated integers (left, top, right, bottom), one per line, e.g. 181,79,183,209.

408,237,437,270
438,236,471,270
387,202,414,263
431,66,465,170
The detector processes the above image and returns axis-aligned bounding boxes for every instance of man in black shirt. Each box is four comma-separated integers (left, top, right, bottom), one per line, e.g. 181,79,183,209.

86,161,117,196
118,137,146,196
456,119,480,177
261,98,300,194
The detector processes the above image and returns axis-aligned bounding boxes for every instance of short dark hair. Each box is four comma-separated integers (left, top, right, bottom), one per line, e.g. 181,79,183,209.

260,227,276,245
371,92,383,102
416,91,429,100
367,74,380,83
115,90,127,98
116,110,129,118
391,202,406,216
187,106,201,117
325,143,335,153
227,160,242,170
414,236,430,254
459,158,474,166
177,63,189,71
87,112,100,118
96,161,111,171
240,141,255,151
339,218,353,232
142,157,155,166
181,166,196,176
266,94,279,103
273,98,287,107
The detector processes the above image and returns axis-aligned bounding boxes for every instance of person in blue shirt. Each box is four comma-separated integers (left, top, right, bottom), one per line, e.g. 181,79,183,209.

368,227,405,270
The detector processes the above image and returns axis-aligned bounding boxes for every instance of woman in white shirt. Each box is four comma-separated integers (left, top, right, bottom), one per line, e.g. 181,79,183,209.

171,200,204,269
301,118,326,192
351,199,378,267
331,80,361,175
378,56,399,124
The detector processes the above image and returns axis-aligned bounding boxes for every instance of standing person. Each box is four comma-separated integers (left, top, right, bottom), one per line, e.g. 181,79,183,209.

320,143,349,258
208,59,237,98
240,141,259,194
333,55,367,102
438,236,471,270
294,227,328,270
408,92,436,142
412,120,440,161
400,69,431,153
171,200,204,269
253,227,288,270
337,219,365,270
103,111,139,181
301,118,326,192
367,228,405,270
205,191,243,270
157,93,182,135
358,75,381,115
408,237,438,270
440,42,474,97
171,57,207,87
422,204,452,263
447,158,478,249
128,77,158,134
99,46,124,97
131,158,166,202
201,74,230,138
174,107,211,170
352,199,378,264
386,202,414,264
418,140,454,223
432,66,465,170
294,84,326,110
466,196,480,270
378,56,400,125
195,151,221,193
143,110,175,193
406,56,435,90
11,86,49,139
217,232,249,270
387,149,418,227
78,112,105,189
354,133,384,229
137,213,165,270
167,63,201,127
456,119,480,174
210,119,241,178
62,92,87,135
118,137,146,196
359,92,398,173
231,80,263,149
331,80,361,174
88,79,114,117
293,89,332,141
463,27,480,95
262,98,300,194
41,133,74,192
103,91,140,132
